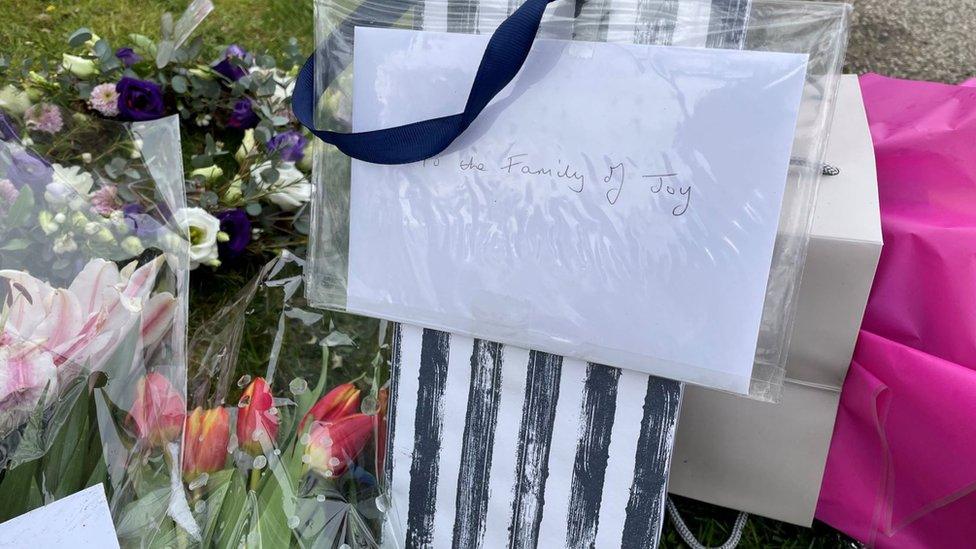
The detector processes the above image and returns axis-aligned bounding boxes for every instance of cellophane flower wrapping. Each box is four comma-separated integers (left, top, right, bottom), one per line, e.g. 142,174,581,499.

185,252,390,548
0,115,194,546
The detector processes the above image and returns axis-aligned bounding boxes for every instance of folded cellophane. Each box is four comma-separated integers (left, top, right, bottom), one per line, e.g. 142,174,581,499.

0,115,193,546
306,0,852,402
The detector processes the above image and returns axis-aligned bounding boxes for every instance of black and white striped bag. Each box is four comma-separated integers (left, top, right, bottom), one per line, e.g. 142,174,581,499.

359,1,752,547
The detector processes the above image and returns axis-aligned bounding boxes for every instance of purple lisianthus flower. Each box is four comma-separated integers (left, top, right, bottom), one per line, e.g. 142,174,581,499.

267,131,308,163
217,209,251,258
0,112,18,141
123,203,161,238
116,77,166,121
115,47,142,67
227,98,259,130
7,150,52,190
213,45,249,82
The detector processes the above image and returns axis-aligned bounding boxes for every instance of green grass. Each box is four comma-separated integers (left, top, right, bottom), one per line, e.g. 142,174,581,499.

0,1,858,547
0,1,313,68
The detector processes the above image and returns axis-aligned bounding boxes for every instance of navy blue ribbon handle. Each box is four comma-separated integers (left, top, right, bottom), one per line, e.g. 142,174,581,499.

291,0,557,165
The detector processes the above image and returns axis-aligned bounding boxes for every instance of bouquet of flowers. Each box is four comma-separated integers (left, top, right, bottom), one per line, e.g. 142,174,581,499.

0,116,197,545
0,4,312,270
180,253,391,548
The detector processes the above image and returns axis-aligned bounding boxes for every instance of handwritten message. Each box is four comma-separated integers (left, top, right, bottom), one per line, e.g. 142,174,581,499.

422,153,691,215
346,28,808,394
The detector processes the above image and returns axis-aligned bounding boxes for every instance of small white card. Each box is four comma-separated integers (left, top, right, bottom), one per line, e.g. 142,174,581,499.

0,485,120,548
347,28,807,393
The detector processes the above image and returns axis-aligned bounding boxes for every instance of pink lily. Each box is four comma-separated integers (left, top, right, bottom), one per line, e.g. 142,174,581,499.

0,257,175,436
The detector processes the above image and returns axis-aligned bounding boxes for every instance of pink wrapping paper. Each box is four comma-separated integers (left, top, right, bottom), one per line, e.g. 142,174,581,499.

816,74,976,547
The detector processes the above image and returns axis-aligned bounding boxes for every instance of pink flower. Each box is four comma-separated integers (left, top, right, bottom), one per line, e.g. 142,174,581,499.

0,257,176,435
0,341,57,436
88,83,120,117
127,372,185,447
24,103,63,134
0,179,18,215
89,185,120,215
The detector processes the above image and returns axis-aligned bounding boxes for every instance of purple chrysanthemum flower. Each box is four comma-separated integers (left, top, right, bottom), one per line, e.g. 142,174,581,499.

213,45,249,82
90,185,120,215
24,103,63,134
227,98,259,130
267,131,308,163
0,179,18,214
116,77,166,121
217,209,251,258
115,47,142,67
89,83,120,117
7,149,52,190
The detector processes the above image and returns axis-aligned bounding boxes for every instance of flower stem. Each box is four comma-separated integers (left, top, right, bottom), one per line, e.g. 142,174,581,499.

248,466,261,492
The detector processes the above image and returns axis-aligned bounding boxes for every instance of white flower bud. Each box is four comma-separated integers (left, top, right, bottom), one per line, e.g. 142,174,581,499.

120,236,144,256
38,211,60,235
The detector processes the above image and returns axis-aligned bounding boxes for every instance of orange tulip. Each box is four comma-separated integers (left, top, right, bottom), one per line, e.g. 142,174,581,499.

236,377,279,455
182,407,230,482
128,372,185,447
298,382,361,432
304,413,373,477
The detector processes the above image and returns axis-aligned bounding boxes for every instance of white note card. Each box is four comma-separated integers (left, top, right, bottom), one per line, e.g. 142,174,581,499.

0,485,120,548
348,27,807,393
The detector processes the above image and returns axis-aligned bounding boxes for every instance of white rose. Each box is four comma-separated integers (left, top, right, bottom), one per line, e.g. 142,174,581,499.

0,85,31,115
61,54,98,78
173,207,221,269
45,164,94,210
252,161,311,211
190,165,224,182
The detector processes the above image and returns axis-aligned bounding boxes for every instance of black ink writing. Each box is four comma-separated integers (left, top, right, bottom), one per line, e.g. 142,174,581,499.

419,153,692,216
643,173,691,216
460,156,486,171
604,162,625,205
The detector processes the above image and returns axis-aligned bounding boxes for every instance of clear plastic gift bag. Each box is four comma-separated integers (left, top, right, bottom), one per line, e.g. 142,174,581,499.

0,114,194,546
302,0,852,401
183,252,390,548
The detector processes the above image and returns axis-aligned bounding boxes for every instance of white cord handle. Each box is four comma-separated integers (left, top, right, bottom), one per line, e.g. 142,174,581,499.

666,497,748,549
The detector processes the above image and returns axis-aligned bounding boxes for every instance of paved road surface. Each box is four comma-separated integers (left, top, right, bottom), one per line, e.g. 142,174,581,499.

840,0,975,83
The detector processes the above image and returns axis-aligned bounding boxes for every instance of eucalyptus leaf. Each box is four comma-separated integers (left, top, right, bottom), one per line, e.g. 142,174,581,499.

171,74,189,94
68,28,93,48
0,238,30,251
4,185,35,228
128,33,158,56
246,202,262,216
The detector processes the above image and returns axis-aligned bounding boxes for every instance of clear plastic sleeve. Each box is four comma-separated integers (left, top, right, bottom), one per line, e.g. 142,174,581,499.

305,0,851,401
0,115,193,545
183,252,390,548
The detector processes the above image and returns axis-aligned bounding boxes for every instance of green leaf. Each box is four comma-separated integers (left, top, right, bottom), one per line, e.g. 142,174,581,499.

171,75,189,94
115,486,171,540
41,376,99,500
251,455,297,549
199,469,235,546
213,473,250,549
4,186,35,228
128,34,158,56
68,28,92,48
0,238,30,251
0,459,42,522
93,39,112,62
191,153,213,168
246,202,262,216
